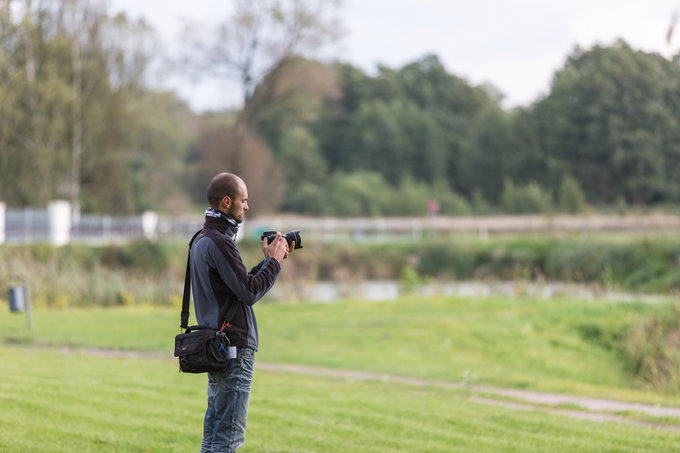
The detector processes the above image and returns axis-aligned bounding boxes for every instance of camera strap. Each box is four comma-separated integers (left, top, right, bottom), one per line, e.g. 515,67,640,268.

180,229,202,330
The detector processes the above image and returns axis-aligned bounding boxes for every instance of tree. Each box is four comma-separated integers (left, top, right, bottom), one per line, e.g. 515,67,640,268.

323,170,392,216
177,0,342,105
177,0,343,214
278,126,327,189
0,0,72,205
0,1,193,214
249,56,340,142
501,179,553,214
187,118,282,216
320,56,496,189
535,40,680,204
342,99,412,184
457,106,516,202
559,174,586,214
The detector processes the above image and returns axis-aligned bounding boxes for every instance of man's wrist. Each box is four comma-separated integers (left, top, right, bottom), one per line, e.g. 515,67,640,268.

266,256,282,268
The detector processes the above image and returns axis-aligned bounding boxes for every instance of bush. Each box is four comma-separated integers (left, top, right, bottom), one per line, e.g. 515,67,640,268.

387,176,434,216
4,235,680,307
0,241,186,308
286,171,471,217
323,171,392,216
559,174,586,214
501,179,553,214
100,239,175,272
471,189,491,215
416,242,478,278
622,304,680,392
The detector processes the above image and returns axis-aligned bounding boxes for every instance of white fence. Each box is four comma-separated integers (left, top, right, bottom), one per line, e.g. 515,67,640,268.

4,201,680,246
2,201,203,245
246,213,680,242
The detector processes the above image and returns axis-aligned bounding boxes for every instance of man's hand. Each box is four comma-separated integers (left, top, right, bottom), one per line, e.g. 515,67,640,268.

263,232,292,262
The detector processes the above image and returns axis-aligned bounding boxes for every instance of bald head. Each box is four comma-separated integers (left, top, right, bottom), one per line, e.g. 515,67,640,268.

207,172,245,208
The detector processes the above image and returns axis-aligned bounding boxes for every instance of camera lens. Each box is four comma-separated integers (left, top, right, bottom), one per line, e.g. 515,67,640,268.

261,230,303,249
285,230,302,249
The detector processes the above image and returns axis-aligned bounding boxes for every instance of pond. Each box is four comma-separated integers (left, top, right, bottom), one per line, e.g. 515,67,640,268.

267,280,671,304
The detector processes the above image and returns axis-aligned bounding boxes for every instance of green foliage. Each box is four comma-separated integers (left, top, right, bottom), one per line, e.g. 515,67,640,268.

471,189,492,215
256,42,680,215
4,5,680,218
99,239,174,272
4,236,680,309
416,242,479,278
5,10,680,217
250,41,680,214
457,106,517,201
279,127,328,191
501,179,553,214
0,241,186,308
535,40,680,205
399,264,422,294
616,196,630,215
559,174,587,214
284,170,470,217
324,171,393,216
341,99,445,185
622,304,680,392
253,54,498,215
0,3,191,214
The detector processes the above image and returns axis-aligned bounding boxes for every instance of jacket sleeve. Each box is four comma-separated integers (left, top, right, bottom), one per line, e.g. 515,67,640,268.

208,236,281,306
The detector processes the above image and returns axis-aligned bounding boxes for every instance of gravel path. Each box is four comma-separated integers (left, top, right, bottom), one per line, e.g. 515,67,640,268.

31,345,680,431
255,362,680,431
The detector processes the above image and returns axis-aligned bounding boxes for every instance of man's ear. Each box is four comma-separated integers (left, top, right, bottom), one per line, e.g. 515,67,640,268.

220,195,232,211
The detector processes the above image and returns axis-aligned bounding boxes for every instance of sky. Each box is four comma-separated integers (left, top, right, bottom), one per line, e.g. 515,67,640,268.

108,0,680,112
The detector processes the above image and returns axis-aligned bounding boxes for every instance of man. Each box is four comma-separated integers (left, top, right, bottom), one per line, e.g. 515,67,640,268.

191,172,292,453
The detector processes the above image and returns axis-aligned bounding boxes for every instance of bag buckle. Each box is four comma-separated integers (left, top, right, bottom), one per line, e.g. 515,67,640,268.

215,330,230,345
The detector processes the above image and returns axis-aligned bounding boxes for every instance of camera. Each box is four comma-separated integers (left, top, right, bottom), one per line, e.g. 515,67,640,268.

261,230,303,249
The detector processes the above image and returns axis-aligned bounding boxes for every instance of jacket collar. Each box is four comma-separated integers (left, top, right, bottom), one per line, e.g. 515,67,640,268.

204,208,239,239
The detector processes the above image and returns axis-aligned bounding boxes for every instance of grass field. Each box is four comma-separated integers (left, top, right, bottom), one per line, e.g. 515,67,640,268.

2,295,680,451
2,347,680,452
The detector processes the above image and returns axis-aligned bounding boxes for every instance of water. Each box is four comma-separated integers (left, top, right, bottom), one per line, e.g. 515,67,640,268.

267,280,672,303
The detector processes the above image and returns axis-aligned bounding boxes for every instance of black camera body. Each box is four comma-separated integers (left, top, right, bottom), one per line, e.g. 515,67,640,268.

261,230,303,249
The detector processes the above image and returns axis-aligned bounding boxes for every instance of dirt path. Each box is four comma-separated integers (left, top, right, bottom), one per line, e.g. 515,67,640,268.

255,363,680,420
20,344,680,431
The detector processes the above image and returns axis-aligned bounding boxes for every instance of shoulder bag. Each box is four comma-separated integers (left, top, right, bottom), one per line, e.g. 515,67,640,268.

174,230,238,373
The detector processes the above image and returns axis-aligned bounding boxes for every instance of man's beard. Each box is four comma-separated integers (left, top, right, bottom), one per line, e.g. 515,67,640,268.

226,206,243,223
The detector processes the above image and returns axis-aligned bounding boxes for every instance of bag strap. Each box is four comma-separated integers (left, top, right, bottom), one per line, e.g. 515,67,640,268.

180,229,203,330
180,228,241,331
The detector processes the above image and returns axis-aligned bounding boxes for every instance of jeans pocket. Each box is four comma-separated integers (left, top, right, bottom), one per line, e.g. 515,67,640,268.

238,354,254,391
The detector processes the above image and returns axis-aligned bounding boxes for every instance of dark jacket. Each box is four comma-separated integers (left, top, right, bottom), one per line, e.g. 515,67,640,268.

190,208,281,350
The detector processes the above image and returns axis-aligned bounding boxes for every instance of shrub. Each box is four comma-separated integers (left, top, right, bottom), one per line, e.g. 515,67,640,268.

323,171,392,216
501,179,553,214
4,236,680,307
471,189,491,215
559,174,586,214
622,304,680,392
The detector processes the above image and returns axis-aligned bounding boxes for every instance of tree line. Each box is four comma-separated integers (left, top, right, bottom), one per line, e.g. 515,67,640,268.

2,1,680,217
0,0,192,215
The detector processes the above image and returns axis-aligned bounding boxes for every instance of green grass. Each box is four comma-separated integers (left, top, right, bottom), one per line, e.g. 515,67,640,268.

2,346,680,453
2,294,680,451
0,295,678,404
0,346,202,452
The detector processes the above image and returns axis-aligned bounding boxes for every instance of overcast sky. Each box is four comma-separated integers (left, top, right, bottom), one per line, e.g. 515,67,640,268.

109,0,680,112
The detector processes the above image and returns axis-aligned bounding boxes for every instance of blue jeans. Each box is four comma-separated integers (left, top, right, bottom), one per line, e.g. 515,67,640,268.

201,348,255,453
